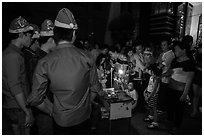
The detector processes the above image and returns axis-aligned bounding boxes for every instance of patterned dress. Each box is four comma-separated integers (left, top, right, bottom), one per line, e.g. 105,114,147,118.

144,76,160,108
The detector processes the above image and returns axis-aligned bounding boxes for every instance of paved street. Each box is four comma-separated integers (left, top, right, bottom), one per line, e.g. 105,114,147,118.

94,105,202,135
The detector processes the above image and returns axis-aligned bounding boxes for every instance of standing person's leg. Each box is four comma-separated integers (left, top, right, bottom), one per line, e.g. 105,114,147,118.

90,101,101,131
153,106,158,123
72,119,91,134
141,73,150,108
168,90,184,134
153,94,158,123
148,94,159,129
166,88,174,122
174,96,185,129
144,107,154,122
147,107,158,128
2,108,14,135
18,109,30,135
191,84,202,117
5,108,29,135
157,83,168,111
54,122,72,135
35,112,53,135
54,119,91,135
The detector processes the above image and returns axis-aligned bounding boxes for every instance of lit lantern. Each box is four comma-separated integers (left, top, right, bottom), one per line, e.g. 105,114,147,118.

118,69,124,75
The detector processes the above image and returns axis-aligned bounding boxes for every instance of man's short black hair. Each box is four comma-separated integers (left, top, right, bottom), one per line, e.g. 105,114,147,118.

54,26,74,44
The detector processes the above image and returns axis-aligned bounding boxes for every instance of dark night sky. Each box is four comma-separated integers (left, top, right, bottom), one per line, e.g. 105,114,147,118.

2,2,110,49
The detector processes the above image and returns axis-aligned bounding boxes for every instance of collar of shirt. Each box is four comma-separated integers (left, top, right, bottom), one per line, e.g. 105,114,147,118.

9,44,24,56
56,41,74,50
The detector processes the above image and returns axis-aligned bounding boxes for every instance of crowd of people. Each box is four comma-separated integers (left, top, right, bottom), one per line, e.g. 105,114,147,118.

2,7,202,135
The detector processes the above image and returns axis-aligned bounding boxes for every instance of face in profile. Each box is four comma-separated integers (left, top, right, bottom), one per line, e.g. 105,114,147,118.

174,45,185,58
23,32,33,48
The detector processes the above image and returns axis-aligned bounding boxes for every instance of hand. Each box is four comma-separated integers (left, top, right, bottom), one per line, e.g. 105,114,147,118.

180,93,187,102
25,111,34,128
145,97,149,102
44,98,53,116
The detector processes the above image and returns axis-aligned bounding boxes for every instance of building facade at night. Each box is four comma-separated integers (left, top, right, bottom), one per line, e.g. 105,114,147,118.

2,2,202,48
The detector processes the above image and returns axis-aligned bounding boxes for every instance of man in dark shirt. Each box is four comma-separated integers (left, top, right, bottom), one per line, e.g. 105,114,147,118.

29,19,56,83
27,8,101,134
2,16,34,134
166,41,195,134
29,19,56,135
22,24,40,89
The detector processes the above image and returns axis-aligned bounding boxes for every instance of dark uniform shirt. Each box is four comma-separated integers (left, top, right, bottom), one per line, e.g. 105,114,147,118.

3,44,29,109
27,43,101,127
22,47,36,90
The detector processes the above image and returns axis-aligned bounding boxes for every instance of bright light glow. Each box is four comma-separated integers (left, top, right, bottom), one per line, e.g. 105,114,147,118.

118,69,124,75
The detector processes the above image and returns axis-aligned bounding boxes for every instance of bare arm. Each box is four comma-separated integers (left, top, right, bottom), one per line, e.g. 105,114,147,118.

5,54,34,126
180,72,195,101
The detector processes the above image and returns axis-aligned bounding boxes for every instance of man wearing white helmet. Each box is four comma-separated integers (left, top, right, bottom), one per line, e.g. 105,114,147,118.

29,19,56,81
28,19,56,135
2,16,34,135
27,8,102,134
22,24,40,88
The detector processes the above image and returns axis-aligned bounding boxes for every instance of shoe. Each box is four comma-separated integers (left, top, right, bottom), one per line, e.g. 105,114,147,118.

144,115,154,122
147,122,158,129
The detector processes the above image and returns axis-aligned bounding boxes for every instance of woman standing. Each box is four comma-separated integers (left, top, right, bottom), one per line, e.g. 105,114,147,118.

191,43,202,117
166,41,195,134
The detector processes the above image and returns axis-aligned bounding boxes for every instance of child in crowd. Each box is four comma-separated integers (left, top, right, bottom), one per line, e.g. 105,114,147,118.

126,82,138,110
143,63,162,129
